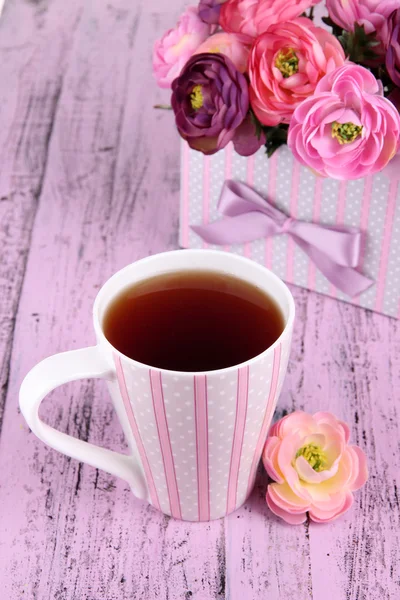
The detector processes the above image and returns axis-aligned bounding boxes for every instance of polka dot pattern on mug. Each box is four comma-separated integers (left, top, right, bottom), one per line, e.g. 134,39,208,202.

235,356,274,508
115,325,293,522
161,375,199,522
120,361,171,515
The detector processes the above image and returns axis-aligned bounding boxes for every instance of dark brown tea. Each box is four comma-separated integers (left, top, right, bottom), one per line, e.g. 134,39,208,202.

103,270,284,371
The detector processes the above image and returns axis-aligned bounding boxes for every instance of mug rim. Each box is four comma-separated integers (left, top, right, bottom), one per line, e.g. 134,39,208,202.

93,249,295,376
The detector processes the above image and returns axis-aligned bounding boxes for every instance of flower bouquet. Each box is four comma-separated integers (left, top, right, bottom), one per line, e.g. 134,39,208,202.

153,1,400,318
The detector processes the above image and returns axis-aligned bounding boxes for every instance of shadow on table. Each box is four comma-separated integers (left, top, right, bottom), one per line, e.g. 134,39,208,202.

238,466,271,518
238,466,296,528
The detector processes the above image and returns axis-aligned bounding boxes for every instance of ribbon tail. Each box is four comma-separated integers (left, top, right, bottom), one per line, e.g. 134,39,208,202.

293,236,374,297
192,213,278,246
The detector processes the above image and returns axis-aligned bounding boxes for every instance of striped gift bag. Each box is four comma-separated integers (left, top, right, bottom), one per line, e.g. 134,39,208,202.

180,141,400,318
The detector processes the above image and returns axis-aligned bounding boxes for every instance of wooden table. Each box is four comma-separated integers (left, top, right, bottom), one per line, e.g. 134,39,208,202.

0,1,399,598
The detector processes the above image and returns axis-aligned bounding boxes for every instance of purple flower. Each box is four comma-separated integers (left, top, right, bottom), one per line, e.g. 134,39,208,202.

171,52,250,155
386,9,400,87
198,0,226,25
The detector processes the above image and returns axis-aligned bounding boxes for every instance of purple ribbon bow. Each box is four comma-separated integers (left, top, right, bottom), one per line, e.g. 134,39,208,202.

192,180,373,297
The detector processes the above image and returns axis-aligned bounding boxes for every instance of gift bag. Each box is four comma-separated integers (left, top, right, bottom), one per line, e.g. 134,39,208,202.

180,141,400,318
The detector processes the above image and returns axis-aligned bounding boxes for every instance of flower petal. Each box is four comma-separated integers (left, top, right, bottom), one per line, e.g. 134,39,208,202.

295,456,338,484
347,445,369,491
272,411,317,439
266,488,308,525
277,434,313,501
263,437,285,484
309,491,354,523
268,482,311,513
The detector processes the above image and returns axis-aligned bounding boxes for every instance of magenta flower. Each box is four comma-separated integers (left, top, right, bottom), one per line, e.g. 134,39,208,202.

248,18,345,126
171,53,250,155
153,7,211,89
263,411,368,524
198,0,227,25
288,64,400,180
326,0,399,51
386,9,400,86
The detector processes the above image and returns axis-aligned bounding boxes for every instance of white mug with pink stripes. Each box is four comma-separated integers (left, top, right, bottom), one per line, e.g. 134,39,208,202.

19,250,294,521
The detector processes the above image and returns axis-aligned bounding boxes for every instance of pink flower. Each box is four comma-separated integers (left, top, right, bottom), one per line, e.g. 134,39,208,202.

263,411,368,524
288,64,400,180
194,32,251,72
220,0,322,38
153,7,212,89
326,0,399,50
248,18,345,126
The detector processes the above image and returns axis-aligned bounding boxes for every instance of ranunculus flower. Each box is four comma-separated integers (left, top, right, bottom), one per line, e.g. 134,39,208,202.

386,9,400,86
288,64,400,180
171,53,249,155
194,32,251,72
263,411,368,524
153,7,211,89
198,0,227,25
326,0,399,51
248,18,345,126
220,0,322,38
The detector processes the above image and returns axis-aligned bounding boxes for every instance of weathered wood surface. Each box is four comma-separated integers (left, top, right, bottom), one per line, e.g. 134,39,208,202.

0,1,398,598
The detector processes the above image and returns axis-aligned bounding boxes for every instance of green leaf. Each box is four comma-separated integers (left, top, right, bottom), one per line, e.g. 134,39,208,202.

263,124,289,158
250,109,263,141
245,111,289,156
321,15,334,26
369,64,395,93
339,22,380,63
321,15,344,38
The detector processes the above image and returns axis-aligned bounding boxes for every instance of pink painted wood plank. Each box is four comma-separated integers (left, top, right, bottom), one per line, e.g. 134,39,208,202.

293,290,400,600
226,287,400,599
0,0,82,427
225,470,312,599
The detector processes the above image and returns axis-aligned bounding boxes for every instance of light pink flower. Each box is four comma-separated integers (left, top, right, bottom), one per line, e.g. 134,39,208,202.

248,18,345,126
194,32,251,72
220,0,322,38
288,64,400,180
263,411,368,524
326,0,399,50
153,7,212,89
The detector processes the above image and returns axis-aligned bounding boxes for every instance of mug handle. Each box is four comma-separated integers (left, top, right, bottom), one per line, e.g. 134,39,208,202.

19,346,148,500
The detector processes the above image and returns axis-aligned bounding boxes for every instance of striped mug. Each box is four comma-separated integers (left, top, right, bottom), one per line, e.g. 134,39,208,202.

19,250,295,521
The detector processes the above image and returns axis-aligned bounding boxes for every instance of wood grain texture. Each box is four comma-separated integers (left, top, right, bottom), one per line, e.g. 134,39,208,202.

0,1,399,599
0,0,82,429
